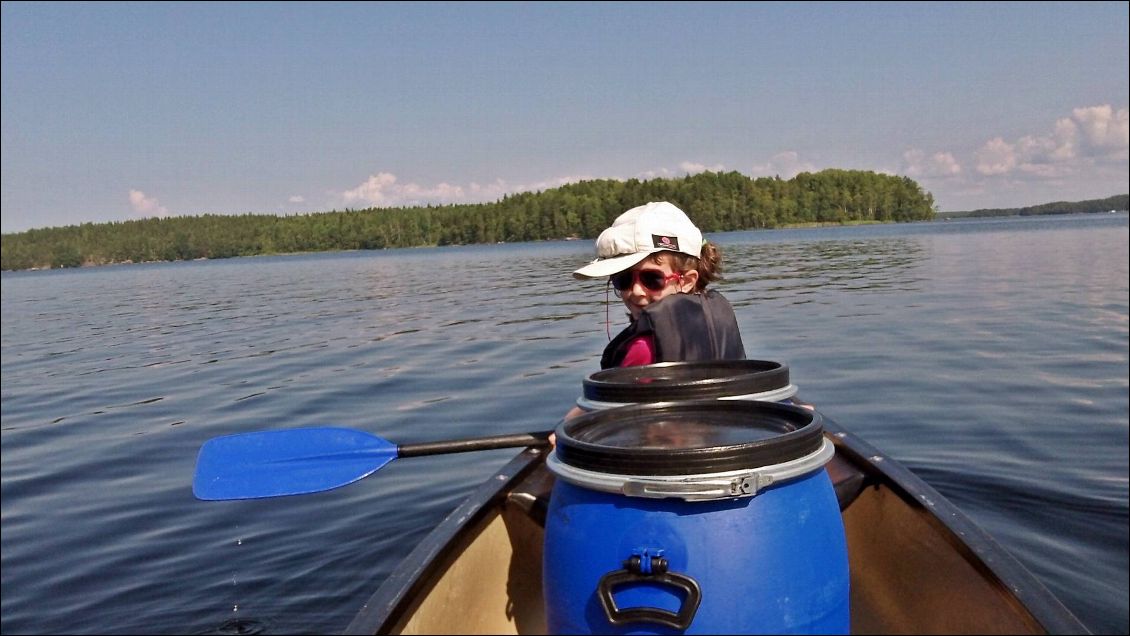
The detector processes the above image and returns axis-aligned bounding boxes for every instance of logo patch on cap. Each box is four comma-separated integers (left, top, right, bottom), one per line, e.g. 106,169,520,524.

652,234,680,251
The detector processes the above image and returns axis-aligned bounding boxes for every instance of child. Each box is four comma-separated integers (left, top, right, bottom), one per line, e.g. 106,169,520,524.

556,201,751,426
562,202,815,427
573,201,746,368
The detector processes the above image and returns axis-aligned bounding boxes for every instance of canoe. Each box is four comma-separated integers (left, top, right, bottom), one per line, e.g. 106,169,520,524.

344,413,1089,635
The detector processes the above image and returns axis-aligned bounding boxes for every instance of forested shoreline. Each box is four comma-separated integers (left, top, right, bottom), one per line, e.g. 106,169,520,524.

936,194,1128,219
0,169,949,270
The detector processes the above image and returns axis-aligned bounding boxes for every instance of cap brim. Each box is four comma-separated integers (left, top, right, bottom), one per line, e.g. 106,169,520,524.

572,251,653,280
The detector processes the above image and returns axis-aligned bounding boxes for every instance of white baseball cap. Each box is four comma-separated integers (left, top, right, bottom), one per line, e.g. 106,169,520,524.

572,201,703,279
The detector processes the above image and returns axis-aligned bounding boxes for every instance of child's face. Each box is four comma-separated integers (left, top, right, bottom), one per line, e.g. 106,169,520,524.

613,255,699,320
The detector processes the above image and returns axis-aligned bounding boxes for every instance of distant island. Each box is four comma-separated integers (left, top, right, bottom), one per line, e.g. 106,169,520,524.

0,169,1124,272
937,194,1128,220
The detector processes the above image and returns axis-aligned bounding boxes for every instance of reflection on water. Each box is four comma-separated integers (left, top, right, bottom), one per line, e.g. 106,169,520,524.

721,238,926,307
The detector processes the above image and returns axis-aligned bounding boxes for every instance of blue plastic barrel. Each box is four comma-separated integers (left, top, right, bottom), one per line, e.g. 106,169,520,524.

544,400,849,634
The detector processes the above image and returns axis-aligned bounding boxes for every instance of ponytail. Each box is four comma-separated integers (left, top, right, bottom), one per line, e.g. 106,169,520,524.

695,241,723,290
657,241,724,292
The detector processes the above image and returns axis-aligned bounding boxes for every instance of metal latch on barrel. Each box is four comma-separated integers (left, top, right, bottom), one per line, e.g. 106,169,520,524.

730,474,772,496
621,472,772,501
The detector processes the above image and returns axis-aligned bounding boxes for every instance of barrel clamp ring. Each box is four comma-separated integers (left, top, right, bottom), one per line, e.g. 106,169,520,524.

547,438,834,502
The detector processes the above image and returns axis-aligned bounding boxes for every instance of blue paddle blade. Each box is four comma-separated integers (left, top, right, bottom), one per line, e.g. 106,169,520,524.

192,427,399,500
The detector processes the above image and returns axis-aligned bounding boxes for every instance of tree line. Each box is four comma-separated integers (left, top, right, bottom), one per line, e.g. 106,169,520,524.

2,169,937,271
935,194,1128,219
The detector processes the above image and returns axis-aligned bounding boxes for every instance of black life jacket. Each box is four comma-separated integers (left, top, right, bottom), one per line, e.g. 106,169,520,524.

600,290,746,369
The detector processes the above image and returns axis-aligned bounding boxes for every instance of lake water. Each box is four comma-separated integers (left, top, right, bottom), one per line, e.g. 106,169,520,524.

2,213,1127,634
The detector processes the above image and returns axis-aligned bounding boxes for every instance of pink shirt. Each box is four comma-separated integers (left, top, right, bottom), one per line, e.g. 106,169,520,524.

619,335,656,366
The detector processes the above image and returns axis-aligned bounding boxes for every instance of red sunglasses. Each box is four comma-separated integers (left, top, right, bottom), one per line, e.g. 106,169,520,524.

610,268,682,292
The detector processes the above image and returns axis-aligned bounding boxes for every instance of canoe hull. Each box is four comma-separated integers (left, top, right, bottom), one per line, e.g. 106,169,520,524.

346,417,1088,635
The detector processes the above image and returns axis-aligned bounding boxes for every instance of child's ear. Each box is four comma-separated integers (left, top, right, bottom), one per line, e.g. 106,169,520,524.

679,270,699,292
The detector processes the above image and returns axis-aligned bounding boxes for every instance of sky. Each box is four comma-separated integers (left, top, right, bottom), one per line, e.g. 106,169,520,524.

2,1,1127,234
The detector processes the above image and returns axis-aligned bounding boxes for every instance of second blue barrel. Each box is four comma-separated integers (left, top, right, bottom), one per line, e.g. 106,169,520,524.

574,360,799,412
543,399,849,634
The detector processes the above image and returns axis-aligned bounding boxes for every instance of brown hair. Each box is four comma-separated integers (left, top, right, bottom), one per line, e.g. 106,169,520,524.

647,242,723,292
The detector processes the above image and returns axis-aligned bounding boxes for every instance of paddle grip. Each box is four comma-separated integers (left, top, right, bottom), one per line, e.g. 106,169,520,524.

398,431,552,457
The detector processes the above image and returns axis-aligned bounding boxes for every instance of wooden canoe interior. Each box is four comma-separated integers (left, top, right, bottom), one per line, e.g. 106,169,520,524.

382,452,1046,635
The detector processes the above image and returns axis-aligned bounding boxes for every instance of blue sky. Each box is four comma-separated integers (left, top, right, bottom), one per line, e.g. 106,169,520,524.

2,1,1127,233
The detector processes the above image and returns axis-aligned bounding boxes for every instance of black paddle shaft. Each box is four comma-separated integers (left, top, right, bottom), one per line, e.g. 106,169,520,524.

397,431,553,458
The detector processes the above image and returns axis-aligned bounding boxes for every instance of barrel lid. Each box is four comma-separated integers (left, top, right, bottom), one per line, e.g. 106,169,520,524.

553,400,823,477
582,360,790,403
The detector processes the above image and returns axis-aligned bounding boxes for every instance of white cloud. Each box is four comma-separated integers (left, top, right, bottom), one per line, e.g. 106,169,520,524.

508,175,594,193
975,104,1129,177
634,167,677,179
679,161,726,174
288,195,305,203
1071,104,1129,157
750,151,817,179
341,172,400,206
337,172,594,208
128,189,168,217
903,149,962,178
905,103,1129,210
631,162,724,180
974,138,1019,176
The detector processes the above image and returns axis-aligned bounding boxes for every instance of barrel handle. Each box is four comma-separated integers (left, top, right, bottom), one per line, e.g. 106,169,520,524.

597,555,701,630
